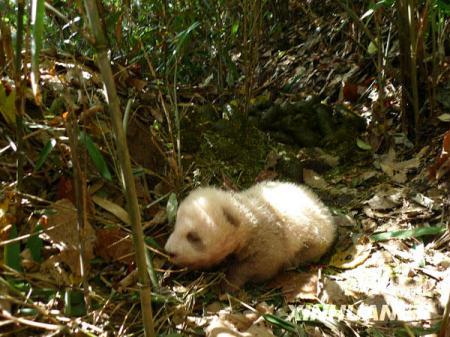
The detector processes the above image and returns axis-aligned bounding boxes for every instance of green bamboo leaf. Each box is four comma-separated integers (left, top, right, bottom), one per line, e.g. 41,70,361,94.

263,314,297,333
79,131,112,181
26,224,43,262
231,21,239,35
35,138,56,170
356,138,372,151
145,236,162,250
168,21,200,65
64,289,86,317
30,0,45,102
166,193,178,225
367,39,378,55
5,224,23,272
18,308,38,315
371,226,446,242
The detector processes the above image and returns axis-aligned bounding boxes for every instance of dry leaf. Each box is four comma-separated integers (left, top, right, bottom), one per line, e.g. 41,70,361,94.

330,236,372,269
42,199,95,277
205,310,275,337
365,188,404,210
143,208,167,230
95,227,134,265
321,278,350,304
378,148,420,183
268,271,318,302
303,169,329,190
0,189,16,239
92,195,130,225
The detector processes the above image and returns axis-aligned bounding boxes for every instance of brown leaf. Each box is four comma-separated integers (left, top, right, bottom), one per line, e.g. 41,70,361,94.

42,199,95,277
303,169,329,190
56,176,74,202
429,130,450,180
92,195,130,225
205,310,276,337
128,78,147,92
268,271,318,303
95,227,134,265
255,170,278,183
0,189,16,239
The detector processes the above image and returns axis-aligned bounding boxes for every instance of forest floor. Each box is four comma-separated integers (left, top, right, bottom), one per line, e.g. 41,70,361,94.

0,2,450,337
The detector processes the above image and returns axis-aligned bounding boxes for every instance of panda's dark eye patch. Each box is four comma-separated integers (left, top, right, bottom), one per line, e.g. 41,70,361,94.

223,208,239,227
186,231,205,249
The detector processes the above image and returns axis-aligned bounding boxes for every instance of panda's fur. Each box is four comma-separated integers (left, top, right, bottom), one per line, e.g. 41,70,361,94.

164,181,337,288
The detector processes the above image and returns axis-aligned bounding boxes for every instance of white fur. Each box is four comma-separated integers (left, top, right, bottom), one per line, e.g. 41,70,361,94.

164,181,336,287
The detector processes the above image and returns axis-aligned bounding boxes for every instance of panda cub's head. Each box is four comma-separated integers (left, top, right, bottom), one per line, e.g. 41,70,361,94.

164,187,241,269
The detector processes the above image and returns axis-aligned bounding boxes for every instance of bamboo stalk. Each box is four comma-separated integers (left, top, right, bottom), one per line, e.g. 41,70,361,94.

14,0,25,222
82,2,155,336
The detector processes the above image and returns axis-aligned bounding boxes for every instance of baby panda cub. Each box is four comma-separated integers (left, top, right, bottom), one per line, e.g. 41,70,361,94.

164,181,336,288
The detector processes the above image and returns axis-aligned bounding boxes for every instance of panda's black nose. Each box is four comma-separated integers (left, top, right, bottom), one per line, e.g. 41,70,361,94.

167,252,177,259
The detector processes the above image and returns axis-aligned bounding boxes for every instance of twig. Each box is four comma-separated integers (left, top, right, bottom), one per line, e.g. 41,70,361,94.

0,310,63,331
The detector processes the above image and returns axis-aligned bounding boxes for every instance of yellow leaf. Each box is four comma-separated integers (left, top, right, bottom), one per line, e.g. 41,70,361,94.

330,237,372,269
0,84,16,125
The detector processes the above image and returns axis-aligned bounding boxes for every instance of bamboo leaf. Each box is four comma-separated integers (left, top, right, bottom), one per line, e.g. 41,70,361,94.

64,289,86,317
5,224,23,272
168,21,200,66
30,0,45,105
166,193,178,225
356,138,372,151
79,131,112,181
26,224,43,262
371,226,446,242
231,21,239,35
263,314,297,333
35,138,56,170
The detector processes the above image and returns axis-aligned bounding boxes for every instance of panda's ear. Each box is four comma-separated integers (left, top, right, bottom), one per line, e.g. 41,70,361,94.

222,207,240,227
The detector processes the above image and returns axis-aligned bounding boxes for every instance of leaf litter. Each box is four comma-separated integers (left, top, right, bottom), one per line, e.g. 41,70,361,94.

1,2,450,337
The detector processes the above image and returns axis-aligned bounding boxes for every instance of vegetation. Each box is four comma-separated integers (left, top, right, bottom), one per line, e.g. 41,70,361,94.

1,0,450,336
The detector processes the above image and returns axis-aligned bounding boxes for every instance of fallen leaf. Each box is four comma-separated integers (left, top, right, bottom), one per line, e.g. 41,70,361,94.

412,193,437,210
303,169,329,190
0,84,16,125
0,282,11,312
429,130,450,180
378,148,420,183
268,271,318,302
330,236,372,269
95,227,134,265
42,199,95,277
205,310,276,337
92,195,130,225
255,169,278,182
321,278,350,304
366,194,399,210
56,176,74,202
0,189,16,239
365,186,404,211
